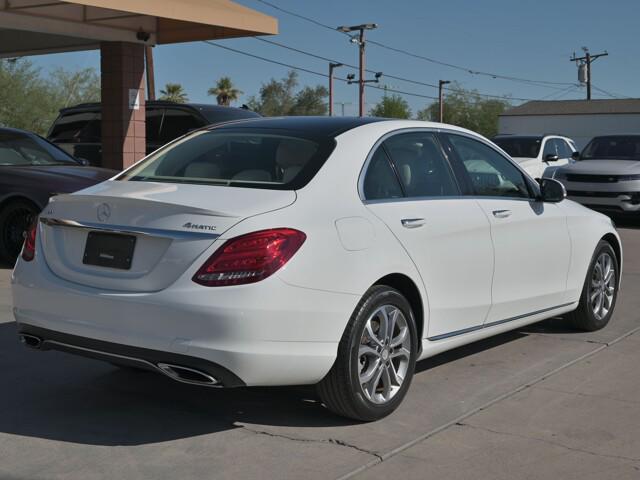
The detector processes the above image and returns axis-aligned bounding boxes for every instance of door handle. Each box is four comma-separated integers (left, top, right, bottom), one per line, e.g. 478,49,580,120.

492,209,512,219
401,218,426,229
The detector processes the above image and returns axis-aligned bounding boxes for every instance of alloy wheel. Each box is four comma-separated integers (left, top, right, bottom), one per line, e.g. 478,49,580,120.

358,304,411,405
589,252,616,321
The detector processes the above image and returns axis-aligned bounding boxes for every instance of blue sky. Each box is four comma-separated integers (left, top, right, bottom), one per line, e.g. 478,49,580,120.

30,0,640,116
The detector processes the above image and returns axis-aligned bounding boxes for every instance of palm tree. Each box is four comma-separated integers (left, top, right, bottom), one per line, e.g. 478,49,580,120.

208,76,242,106
159,83,188,103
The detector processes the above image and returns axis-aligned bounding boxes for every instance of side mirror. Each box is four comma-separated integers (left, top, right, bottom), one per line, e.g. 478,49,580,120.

539,178,567,203
544,154,559,162
571,151,581,161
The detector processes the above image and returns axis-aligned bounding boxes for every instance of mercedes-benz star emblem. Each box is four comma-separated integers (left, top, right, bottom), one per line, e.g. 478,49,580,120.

97,203,111,222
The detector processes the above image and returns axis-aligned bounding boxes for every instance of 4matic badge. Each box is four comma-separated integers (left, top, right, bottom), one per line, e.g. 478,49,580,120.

182,222,217,232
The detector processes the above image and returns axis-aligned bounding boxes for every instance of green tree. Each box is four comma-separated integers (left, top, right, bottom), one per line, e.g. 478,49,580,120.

247,70,328,116
208,76,242,106
159,83,188,103
0,59,100,135
416,83,511,137
369,93,412,119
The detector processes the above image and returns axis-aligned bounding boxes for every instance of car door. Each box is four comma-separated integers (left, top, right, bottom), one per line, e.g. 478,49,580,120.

444,133,571,325
362,130,494,339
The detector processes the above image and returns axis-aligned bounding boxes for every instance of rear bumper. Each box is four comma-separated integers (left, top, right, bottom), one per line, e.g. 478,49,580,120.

12,252,360,387
18,324,245,387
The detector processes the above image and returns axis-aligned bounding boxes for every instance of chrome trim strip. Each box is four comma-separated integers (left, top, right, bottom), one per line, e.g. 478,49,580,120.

40,217,220,240
427,302,576,341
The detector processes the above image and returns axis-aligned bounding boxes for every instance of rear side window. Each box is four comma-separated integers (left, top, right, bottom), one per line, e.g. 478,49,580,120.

119,129,335,190
48,111,101,143
363,148,403,200
383,132,458,198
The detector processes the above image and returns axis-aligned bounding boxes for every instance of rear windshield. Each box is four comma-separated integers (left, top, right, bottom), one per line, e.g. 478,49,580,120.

118,128,336,190
581,136,640,161
492,137,542,158
48,111,101,143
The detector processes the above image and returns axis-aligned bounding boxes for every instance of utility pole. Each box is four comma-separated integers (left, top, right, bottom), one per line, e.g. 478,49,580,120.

438,80,451,123
337,23,380,116
329,62,343,116
570,48,608,100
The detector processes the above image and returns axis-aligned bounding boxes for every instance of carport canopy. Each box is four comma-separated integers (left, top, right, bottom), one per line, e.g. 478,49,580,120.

0,0,278,57
0,0,278,171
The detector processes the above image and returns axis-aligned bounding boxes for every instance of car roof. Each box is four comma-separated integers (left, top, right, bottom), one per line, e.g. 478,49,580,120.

58,101,257,115
207,116,389,137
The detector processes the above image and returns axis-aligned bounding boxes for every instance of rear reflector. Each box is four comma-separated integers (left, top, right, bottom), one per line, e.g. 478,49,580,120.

193,228,306,287
21,220,37,262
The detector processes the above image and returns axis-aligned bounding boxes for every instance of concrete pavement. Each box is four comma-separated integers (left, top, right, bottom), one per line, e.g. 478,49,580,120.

0,225,638,479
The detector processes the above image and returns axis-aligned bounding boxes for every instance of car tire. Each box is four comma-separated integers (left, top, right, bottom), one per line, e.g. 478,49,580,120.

317,285,418,421
0,199,38,265
566,240,619,332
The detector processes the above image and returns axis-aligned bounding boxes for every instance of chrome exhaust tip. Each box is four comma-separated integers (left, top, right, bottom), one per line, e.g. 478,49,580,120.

20,334,42,350
156,363,219,386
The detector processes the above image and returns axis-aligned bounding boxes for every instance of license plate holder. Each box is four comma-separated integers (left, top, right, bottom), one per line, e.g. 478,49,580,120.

83,231,136,270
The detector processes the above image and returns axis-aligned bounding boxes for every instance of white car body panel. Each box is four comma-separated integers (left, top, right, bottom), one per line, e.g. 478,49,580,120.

11,119,621,388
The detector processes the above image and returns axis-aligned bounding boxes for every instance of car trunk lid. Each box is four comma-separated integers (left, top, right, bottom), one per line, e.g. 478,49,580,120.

38,180,296,292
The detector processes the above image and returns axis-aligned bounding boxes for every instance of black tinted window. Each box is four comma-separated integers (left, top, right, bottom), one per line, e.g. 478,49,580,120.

49,111,101,143
448,134,530,199
383,132,458,197
146,108,163,144
158,109,204,144
542,139,557,158
493,137,542,158
363,148,403,200
582,136,640,161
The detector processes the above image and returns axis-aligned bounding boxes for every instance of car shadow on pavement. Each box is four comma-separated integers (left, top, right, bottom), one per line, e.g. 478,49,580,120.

0,321,529,446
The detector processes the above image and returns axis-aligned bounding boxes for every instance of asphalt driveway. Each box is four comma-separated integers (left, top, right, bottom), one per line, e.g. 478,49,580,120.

0,223,639,479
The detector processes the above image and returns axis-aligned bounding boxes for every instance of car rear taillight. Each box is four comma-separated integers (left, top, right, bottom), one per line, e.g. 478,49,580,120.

193,228,306,287
22,221,37,262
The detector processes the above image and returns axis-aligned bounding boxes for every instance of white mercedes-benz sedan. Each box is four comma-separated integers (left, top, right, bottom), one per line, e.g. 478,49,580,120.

12,117,622,421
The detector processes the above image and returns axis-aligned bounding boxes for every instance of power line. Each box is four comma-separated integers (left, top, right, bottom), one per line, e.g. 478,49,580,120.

203,41,439,101
253,37,538,102
251,0,576,89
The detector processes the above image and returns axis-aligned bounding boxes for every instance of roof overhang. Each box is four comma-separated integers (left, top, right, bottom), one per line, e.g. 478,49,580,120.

0,0,278,58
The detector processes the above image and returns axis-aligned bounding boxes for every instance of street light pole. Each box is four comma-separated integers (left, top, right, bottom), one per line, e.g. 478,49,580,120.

438,80,450,123
329,62,343,116
337,23,378,117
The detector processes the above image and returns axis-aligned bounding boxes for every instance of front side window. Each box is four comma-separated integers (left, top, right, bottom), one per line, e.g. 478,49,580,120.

542,138,557,159
447,134,531,199
383,132,458,198
119,129,333,190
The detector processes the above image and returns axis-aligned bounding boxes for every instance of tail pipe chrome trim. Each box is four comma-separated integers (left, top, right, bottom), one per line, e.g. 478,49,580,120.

156,363,219,386
20,334,42,349
23,337,221,388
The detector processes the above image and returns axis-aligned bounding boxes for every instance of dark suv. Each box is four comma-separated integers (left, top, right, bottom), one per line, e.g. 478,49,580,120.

47,101,260,167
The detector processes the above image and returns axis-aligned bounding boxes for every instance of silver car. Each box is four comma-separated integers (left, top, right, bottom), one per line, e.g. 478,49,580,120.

555,135,640,215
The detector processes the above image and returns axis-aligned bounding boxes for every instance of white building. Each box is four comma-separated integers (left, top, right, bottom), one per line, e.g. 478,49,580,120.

498,99,640,150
